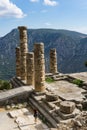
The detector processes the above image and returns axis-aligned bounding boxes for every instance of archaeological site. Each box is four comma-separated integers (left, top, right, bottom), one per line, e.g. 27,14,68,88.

0,26,87,130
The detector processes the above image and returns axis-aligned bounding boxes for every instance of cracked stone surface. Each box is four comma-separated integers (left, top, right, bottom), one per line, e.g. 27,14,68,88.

45,80,85,103
0,107,50,130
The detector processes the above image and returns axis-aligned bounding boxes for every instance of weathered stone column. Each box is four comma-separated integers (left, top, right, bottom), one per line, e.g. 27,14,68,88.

50,48,58,73
34,43,45,92
18,26,28,81
15,47,21,78
26,52,34,86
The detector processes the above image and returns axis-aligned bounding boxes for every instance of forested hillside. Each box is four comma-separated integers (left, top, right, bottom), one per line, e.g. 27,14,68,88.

0,28,87,80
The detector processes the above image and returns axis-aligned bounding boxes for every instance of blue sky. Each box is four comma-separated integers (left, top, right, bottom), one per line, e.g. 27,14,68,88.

0,0,87,36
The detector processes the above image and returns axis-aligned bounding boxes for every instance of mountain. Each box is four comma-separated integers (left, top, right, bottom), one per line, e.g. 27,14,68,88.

0,28,87,80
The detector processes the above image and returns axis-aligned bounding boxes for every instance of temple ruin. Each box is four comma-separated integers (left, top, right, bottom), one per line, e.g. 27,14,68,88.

18,26,28,81
17,27,46,92
26,52,34,86
0,26,87,130
13,26,87,129
15,47,21,78
34,43,45,92
50,48,58,73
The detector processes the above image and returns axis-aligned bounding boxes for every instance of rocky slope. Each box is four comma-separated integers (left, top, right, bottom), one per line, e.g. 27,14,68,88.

0,28,87,80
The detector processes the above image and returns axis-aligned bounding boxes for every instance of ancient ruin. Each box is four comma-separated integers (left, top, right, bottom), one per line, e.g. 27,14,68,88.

0,26,87,130
50,49,58,73
26,52,34,86
18,26,28,81
15,47,21,78
60,101,75,114
34,43,45,92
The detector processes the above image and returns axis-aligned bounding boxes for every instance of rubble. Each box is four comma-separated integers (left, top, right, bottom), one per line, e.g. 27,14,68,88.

57,111,87,130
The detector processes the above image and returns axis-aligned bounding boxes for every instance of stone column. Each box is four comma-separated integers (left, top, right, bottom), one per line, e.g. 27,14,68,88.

50,48,58,73
34,43,45,92
15,47,21,78
18,26,28,81
26,52,34,86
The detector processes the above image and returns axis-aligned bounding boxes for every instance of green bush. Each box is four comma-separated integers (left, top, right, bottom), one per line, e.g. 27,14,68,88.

0,80,12,90
72,79,83,87
0,80,4,84
45,77,54,83
85,61,87,67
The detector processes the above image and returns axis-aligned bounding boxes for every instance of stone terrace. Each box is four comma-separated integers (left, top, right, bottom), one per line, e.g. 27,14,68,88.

46,80,86,103
0,108,50,130
69,72,87,84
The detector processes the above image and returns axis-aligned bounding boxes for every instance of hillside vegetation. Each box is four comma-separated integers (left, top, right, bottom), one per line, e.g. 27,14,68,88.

0,29,87,80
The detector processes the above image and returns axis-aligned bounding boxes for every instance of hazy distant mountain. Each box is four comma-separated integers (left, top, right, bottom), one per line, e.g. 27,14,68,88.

0,28,87,80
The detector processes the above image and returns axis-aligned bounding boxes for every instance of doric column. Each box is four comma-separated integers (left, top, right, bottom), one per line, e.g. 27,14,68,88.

34,43,45,92
15,47,21,78
18,26,28,81
26,52,34,86
50,48,58,73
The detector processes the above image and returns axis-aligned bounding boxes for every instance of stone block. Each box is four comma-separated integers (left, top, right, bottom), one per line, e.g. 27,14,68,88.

9,109,23,118
60,101,75,114
76,104,83,111
15,116,29,126
46,92,58,102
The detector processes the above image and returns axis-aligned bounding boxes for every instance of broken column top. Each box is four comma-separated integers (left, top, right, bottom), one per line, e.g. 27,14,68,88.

50,48,56,53
16,46,20,49
27,52,34,58
50,48,56,51
60,101,75,114
34,42,44,48
46,92,58,102
18,26,27,30
34,43,44,53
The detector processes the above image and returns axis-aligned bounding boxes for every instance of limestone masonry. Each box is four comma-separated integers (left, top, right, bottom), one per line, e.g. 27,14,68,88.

1,26,87,130
17,27,47,92
26,52,34,86
18,26,28,81
34,43,45,92
15,47,21,78
50,49,58,73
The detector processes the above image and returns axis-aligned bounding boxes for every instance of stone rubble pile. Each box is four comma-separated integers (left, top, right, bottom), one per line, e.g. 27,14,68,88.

6,102,28,110
57,111,87,130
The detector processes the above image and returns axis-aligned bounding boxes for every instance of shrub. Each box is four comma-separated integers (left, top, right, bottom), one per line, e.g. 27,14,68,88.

72,79,83,87
0,80,12,90
45,77,54,83
85,61,87,67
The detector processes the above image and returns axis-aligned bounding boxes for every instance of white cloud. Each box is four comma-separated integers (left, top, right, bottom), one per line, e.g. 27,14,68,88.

30,0,39,2
0,0,26,18
44,0,58,6
45,22,52,26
